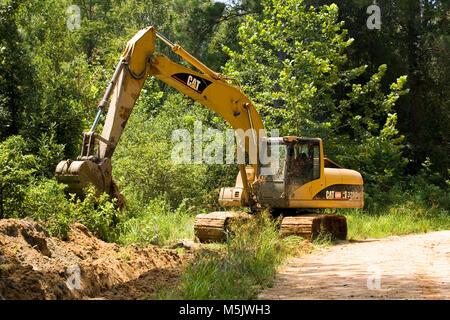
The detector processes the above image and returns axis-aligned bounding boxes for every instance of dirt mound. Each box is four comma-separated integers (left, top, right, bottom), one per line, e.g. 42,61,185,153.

0,219,190,299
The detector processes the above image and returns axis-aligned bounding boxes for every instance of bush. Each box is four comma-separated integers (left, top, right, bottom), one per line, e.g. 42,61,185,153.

117,196,195,246
0,132,65,219
33,128,65,178
0,135,36,219
22,179,72,238
361,156,449,214
69,188,120,242
22,180,119,241
408,158,449,209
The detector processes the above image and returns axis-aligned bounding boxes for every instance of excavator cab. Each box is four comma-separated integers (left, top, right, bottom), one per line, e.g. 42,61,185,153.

286,138,321,188
257,137,323,208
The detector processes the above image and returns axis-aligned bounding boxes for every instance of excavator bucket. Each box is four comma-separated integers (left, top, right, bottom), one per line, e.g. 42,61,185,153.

55,159,109,196
55,158,124,207
55,157,124,207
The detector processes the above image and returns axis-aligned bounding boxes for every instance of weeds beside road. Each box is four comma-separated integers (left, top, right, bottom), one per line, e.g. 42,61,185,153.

344,202,450,240
157,211,310,300
158,203,450,300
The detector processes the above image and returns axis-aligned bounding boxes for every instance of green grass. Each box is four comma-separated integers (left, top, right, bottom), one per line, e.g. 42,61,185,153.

176,211,306,300
144,199,449,300
312,230,334,247
117,197,196,246
344,202,450,240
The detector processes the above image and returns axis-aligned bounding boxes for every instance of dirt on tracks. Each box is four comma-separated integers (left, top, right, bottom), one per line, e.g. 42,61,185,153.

260,230,450,300
0,219,192,300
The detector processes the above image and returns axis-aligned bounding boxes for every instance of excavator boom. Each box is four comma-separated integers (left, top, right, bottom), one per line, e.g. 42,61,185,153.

56,26,265,202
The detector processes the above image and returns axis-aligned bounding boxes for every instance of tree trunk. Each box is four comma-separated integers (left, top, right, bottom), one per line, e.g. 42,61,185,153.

407,0,421,137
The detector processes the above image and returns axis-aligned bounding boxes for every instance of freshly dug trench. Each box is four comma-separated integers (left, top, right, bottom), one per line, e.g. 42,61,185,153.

0,219,191,300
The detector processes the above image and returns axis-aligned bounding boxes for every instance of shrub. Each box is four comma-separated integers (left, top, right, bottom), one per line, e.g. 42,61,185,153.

117,196,195,246
0,135,36,219
0,132,65,219
22,179,72,238
34,128,65,178
22,179,120,241
70,188,120,242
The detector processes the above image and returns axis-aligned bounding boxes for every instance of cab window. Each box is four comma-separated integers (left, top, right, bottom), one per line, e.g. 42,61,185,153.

259,143,286,181
288,141,320,186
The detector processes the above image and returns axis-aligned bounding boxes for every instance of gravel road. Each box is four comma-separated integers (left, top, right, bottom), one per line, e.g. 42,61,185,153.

259,231,450,300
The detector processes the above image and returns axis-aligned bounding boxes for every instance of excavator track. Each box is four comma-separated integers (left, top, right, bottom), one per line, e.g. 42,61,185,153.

194,211,251,243
280,214,347,241
194,211,347,243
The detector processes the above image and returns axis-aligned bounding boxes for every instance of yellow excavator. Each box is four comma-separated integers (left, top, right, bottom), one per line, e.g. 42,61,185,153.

55,26,363,242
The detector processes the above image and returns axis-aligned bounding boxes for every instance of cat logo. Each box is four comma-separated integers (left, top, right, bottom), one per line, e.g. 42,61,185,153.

187,75,201,91
314,184,363,201
171,73,212,94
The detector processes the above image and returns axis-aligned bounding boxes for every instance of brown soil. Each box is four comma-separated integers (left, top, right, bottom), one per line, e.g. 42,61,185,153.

259,231,450,300
3,218,448,300
0,218,193,300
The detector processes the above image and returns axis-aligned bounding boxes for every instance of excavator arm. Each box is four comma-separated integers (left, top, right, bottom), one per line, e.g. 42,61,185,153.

55,26,265,203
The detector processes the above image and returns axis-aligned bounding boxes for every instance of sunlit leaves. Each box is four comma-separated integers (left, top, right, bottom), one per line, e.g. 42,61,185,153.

224,0,408,187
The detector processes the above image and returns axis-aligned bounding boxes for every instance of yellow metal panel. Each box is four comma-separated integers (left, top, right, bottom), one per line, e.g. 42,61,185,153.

289,199,364,209
324,167,343,186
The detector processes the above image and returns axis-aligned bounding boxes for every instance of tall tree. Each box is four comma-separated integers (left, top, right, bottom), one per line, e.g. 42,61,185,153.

309,0,449,178
0,0,34,139
224,0,408,187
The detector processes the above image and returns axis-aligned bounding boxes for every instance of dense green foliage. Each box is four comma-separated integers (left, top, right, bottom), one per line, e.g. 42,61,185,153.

23,181,119,240
311,0,449,177
0,0,448,247
224,0,409,188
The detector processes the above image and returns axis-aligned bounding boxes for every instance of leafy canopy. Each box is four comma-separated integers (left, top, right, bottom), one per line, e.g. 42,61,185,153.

224,0,408,186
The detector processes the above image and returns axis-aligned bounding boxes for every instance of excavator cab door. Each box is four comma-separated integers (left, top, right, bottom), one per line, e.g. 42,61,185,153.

257,140,288,207
285,139,321,198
